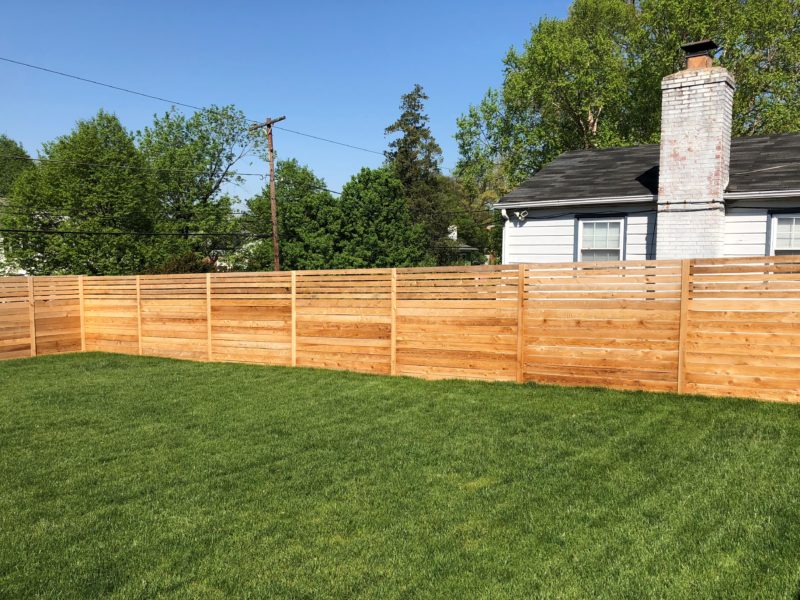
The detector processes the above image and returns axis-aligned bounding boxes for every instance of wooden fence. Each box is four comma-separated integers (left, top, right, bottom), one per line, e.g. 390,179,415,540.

2,255,800,403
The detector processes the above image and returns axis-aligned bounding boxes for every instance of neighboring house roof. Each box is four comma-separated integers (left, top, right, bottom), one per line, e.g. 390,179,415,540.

497,133,800,208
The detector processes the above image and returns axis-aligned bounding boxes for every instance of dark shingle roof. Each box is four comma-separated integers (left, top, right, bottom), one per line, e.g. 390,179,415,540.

498,133,800,206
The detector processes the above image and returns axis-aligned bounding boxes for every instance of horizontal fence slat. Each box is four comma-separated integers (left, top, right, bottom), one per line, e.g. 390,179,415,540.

1,256,798,403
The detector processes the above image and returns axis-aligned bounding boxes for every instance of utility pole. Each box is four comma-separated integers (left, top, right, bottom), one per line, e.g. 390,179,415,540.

250,115,286,271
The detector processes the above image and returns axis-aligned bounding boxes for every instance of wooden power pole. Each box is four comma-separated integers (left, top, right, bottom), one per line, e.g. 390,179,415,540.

250,115,286,271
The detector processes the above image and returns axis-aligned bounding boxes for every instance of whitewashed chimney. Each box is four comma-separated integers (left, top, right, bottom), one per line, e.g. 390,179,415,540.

655,40,735,259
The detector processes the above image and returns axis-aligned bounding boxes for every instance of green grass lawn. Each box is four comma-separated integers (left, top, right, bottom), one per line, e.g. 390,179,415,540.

1,354,800,599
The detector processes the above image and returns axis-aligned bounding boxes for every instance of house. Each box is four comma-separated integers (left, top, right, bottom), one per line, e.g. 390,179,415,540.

495,40,800,263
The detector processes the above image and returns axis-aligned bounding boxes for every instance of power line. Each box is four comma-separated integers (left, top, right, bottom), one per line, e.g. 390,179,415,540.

0,153,263,176
0,205,255,218
0,56,205,112
0,154,343,195
1,203,496,221
0,56,385,156
273,126,383,156
0,228,268,238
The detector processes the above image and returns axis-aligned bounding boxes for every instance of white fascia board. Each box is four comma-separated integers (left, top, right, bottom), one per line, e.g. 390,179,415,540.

723,190,800,200
492,194,656,210
494,189,800,211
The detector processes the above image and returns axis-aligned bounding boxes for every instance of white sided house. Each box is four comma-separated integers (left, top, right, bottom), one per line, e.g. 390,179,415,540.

496,40,800,264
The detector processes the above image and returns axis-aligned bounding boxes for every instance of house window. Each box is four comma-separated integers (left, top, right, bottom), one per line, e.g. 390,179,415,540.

579,219,624,262
773,215,800,256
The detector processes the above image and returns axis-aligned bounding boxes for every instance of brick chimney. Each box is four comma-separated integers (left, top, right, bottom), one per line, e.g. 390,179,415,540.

655,40,735,259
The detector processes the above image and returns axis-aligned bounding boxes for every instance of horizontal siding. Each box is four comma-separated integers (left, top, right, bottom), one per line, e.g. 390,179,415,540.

626,212,656,261
504,213,574,263
503,204,655,263
503,200,800,262
724,208,768,257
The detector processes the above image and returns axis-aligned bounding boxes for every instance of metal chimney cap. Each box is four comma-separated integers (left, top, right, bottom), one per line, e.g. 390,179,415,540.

681,39,719,57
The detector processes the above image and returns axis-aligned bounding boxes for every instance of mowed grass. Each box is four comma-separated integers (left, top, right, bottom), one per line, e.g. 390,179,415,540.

1,354,800,599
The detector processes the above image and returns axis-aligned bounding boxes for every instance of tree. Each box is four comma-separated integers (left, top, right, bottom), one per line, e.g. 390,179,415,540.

138,105,264,270
384,84,498,263
437,176,503,264
0,136,34,198
238,159,342,271
332,166,431,268
455,0,800,196
0,111,157,275
384,85,452,247
385,84,443,188
635,0,800,137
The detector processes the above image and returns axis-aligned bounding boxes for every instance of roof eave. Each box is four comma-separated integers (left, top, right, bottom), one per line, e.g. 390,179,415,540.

492,189,800,210
724,189,800,200
492,194,656,210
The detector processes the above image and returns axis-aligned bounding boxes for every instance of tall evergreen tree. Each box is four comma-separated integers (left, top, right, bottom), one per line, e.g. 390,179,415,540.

384,85,451,251
385,84,443,187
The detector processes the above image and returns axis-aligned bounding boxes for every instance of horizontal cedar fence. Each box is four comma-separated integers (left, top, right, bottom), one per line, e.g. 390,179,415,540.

2,255,800,403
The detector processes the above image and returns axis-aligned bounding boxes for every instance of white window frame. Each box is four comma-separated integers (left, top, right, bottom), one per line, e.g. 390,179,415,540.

769,213,800,256
576,217,626,262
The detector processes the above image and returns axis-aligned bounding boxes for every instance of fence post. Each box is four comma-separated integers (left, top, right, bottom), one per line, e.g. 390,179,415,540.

206,273,213,361
136,275,143,356
78,275,86,352
391,268,397,376
516,263,526,384
677,259,692,394
291,271,297,367
28,276,36,357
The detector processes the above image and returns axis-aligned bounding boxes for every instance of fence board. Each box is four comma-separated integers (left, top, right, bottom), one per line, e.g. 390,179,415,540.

83,276,139,355
139,275,207,361
684,256,800,402
0,277,32,360
210,272,292,366
32,276,81,355
295,271,391,374
396,265,519,382
1,255,800,403
522,261,682,393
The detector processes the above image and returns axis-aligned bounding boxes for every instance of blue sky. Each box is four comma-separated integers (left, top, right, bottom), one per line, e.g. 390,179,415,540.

1,0,571,200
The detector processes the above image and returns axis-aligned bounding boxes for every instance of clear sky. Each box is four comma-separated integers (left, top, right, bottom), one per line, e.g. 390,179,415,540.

1,0,571,200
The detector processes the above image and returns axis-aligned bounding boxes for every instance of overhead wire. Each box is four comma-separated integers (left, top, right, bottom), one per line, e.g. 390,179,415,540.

0,154,344,195
0,55,385,155
0,228,268,238
0,56,495,240
0,203,496,221
0,55,474,193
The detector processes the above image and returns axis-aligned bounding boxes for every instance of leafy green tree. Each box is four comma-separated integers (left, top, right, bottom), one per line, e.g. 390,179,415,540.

1,111,157,275
456,0,800,196
138,105,263,269
0,136,34,198
145,251,217,274
437,176,502,264
333,166,431,268
239,159,342,271
635,0,800,137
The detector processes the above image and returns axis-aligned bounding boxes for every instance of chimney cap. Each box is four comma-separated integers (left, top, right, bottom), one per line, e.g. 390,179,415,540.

681,39,719,57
